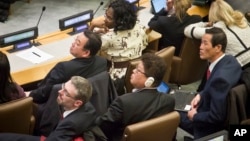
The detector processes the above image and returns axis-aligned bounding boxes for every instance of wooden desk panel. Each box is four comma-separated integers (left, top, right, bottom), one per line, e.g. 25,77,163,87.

8,35,76,85
11,56,73,85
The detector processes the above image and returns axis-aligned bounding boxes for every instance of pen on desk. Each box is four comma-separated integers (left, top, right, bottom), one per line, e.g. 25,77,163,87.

32,52,41,57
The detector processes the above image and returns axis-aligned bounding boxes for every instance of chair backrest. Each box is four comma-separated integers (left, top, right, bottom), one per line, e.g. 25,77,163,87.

227,84,250,126
122,111,180,141
155,46,175,83
124,59,140,93
124,47,175,93
169,37,207,85
0,97,35,134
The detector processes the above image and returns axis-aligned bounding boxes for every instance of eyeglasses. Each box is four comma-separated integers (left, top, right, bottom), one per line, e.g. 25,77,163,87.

61,83,76,99
135,66,148,76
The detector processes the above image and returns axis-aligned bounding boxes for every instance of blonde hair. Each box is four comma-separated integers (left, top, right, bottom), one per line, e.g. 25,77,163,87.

209,0,248,28
174,0,192,22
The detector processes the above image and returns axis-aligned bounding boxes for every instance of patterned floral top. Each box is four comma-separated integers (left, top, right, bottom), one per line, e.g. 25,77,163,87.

100,23,148,62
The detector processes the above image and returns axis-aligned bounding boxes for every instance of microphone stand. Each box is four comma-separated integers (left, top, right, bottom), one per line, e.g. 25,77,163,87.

33,6,46,46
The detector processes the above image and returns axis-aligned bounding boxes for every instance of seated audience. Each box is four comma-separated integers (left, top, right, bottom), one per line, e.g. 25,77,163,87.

95,53,175,141
89,0,148,94
0,76,97,141
184,0,250,68
28,30,107,104
0,51,25,103
179,27,242,139
148,0,202,55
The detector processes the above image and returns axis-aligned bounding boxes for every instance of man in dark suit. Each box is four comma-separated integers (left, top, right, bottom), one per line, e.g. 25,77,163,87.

96,53,175,141
27,30,107,104
179,27,242,139
0,76,97,141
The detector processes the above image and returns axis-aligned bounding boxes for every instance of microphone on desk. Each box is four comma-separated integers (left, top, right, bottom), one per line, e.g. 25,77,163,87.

93,1,104,17
36,6,46,27
33,6,46,46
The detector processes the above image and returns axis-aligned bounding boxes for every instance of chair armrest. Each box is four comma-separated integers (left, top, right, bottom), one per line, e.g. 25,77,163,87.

144,29,162,53
241,119,250,125
148,30,162,43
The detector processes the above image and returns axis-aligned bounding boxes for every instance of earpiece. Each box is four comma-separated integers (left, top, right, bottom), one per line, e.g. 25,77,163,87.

144,77,155,87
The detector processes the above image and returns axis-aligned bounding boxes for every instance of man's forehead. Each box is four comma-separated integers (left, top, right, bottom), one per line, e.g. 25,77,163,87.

202,34,212,41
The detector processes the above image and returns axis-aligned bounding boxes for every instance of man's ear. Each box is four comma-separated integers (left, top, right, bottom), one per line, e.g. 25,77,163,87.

82,50,90,57
74,100,83,107
215,44,222,52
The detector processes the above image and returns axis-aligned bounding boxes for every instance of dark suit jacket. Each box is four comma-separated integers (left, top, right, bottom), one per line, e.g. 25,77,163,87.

148,10,202,55
193,55,242,136
30,56,107,103
45,102,97,141
34,71,117,136
96,89,175,141
0,102,97,141
88,71,118,116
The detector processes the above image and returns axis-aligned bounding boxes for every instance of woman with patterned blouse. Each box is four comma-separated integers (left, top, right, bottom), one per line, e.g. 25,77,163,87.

90,0,148,94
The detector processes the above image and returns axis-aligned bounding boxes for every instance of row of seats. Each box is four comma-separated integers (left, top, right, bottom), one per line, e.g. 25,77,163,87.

0,96,180,141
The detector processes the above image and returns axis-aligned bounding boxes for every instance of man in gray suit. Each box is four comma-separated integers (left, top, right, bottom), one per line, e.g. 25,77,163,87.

96,53,175,141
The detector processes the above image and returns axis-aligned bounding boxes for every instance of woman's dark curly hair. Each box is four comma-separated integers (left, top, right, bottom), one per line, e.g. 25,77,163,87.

109,0,137,32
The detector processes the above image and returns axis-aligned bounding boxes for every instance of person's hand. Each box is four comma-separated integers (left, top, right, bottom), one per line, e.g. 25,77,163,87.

89,16,106,31
206,22,214,27
191,94,201,109
187,108,197,121
93,26,109,34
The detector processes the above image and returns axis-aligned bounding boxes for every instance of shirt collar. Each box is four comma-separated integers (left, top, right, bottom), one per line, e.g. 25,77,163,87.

209,54,225,72
63,108,77,118
132,87,157,93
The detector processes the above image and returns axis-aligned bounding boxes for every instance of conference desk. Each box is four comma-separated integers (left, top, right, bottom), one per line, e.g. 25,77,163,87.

6,30,161,86
2,0,207,86
6,34,76,85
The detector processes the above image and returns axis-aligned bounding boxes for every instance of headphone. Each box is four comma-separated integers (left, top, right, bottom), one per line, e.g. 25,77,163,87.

144,77,155,87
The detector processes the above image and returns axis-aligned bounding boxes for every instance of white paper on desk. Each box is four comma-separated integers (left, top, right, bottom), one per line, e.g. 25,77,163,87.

16,47,54,64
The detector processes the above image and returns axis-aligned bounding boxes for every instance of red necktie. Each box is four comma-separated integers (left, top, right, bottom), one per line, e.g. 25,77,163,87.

206,69,211,80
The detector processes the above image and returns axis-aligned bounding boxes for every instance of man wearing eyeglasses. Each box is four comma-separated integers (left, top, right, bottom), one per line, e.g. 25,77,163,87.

0,76,97,141
95,53,175,141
